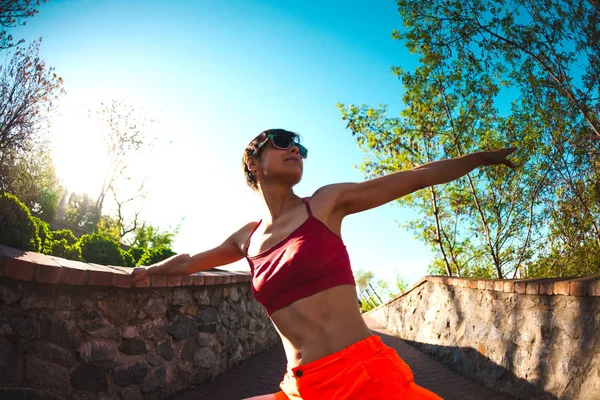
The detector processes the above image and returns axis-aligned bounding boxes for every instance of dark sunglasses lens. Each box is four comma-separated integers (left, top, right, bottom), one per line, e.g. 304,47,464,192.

298,145,308,158
272,134,292,148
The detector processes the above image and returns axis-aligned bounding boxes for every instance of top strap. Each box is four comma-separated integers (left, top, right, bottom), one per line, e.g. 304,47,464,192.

244,220,262,257
301,198,313,217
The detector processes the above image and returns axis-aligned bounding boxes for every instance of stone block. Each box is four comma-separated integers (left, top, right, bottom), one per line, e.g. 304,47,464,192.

119,338,147,355
35,264,62,284
0,388,64,400
469,280,479,289
133,277,150,288
193,274,205,286
0,335,17,384
151,276,168,288
477,280,487,290
194,347,216,368
98,293,137,325
0,281,22,304
503,281,515,293
515,281,527,294
6,256,34,281
86,324,120,340
157,339,173,361
143,298,167,318
120,326,140,339
47,256,89,286
120,386,143,400
112,273,133,288
180,275,194,286
554,281,570,296
221,274,231,284
589,280,600,296
40,318,77,349
31,342,76,367
525,282,539,295
112,360,149,386
25,355,69,389
60,267,88,286
169,315,197,341
168,276,181,287
494,281,504,291
141,365,166,393
88,270,112,287
79,340,118,364
570,281,588,296
203,275,215,285
485,281,495,291
70,364,108,392
539,282,553,295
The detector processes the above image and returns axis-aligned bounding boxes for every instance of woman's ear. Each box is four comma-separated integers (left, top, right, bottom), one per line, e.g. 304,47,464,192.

246,158,257,173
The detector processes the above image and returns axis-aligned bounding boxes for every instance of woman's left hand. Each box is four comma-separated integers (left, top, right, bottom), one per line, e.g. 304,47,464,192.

480,147,518,169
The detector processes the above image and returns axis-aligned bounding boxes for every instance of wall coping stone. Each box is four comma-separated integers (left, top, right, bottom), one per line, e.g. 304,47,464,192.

0,244,251,288
368,274,600,315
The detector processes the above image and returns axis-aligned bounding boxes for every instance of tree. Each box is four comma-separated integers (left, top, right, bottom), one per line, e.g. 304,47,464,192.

394,0,599,140
339,0,600,279
90,99,156,227
1,137,62,221
63,192,100,232
338,62,547,279
354,269,409,312
0,39,64,178
0,0,47,50
131,222,178,249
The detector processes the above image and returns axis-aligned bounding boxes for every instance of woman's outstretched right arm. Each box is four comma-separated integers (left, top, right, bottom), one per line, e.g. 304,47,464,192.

132,222,256,282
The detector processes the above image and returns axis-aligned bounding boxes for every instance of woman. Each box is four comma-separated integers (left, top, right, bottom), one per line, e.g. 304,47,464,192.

133,129,517,399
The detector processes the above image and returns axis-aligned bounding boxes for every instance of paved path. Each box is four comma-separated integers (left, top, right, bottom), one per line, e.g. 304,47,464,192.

172,316,508,399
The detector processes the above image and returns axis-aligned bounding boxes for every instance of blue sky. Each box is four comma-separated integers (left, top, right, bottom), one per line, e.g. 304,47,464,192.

10,0,434,286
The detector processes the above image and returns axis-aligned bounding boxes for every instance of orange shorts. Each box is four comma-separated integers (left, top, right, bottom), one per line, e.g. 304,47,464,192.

273,335,442,400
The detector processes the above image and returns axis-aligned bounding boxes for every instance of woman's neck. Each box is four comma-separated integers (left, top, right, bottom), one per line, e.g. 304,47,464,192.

258,187,299,222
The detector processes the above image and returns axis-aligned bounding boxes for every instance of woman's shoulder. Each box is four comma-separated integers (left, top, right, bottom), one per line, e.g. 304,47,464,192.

229,220,261,248
306,183,353,221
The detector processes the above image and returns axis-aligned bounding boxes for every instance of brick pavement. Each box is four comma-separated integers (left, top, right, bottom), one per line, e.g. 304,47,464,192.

171,316,508,399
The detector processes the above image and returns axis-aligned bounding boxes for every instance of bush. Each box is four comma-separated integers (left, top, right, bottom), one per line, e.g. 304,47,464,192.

50,239,82,261
120,248,135,268
32,216,53,254
51,229,77,245
127,246,146,265
79,233,126,266
137,246,176,266
0,192,40,251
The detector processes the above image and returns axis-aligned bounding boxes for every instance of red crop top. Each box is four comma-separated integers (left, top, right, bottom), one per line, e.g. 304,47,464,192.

244,198,356,315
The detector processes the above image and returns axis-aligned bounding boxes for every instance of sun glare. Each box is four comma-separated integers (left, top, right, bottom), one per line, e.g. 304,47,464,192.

50,97,108,197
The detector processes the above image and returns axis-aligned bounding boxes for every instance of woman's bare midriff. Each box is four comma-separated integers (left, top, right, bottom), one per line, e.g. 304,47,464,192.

269,284,373,368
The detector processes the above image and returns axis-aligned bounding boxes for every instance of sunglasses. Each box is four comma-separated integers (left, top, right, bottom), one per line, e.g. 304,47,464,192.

255,133,308,159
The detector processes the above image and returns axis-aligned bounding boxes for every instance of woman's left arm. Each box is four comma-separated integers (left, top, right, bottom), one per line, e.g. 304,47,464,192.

332,147,517,216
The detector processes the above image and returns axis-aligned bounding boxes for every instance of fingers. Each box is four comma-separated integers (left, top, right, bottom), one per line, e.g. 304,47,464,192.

132,267,148,282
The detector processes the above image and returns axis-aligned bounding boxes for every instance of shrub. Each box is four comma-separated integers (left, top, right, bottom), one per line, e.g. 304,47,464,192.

51,229,77,245
137,246,176,266
127,246,146,265
79,233,126,266
120,248,135,268
50,239,82,261
0,192,40,251
32,216,53,254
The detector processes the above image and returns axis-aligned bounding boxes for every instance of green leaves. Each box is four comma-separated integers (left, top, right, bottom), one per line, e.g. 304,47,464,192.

338,0,600,278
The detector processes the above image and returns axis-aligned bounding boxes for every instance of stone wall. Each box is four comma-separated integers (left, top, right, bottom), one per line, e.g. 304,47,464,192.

367,276,600,400
0,245,279,400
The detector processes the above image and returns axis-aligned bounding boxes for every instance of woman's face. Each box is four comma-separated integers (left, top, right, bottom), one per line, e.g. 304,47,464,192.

254,139,304,188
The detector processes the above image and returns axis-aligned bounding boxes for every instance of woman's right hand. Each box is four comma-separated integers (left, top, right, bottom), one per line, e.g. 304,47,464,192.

132,266,151,282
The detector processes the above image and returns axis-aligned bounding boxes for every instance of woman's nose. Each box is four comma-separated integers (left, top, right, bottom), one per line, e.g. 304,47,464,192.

288,145,300,155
